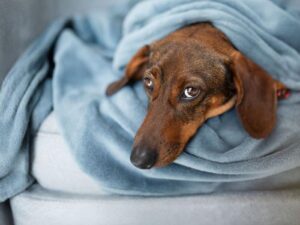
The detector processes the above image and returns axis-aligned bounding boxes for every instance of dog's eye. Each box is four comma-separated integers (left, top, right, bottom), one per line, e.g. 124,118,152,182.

181,87,200,100
143,77,154,91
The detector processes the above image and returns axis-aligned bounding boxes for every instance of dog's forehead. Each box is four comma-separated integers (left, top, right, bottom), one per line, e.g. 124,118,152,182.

150,39,227,80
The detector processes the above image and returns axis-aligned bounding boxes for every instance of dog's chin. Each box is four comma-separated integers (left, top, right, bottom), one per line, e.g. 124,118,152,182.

152,148,184,168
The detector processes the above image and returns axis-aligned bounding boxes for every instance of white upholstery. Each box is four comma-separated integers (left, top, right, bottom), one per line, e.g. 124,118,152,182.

9,112,300,225
32,113,107,195
10,184,300,225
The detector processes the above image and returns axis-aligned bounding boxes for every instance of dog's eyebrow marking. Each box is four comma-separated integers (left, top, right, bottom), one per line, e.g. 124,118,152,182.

151,46,178,81
146,66,161,79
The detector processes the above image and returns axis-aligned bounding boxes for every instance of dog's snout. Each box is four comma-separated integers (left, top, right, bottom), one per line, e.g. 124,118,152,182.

130,147,158,169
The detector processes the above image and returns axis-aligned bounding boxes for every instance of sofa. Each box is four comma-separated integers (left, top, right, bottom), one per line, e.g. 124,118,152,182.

1,1,300,225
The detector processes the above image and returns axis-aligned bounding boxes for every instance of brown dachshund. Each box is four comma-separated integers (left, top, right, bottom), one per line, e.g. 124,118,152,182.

106,23,289,169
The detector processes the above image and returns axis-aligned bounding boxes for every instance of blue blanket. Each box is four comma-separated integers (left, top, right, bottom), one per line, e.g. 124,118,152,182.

1,0,300,201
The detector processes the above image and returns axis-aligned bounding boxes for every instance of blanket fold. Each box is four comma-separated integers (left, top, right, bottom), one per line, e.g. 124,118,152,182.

1,0,300,201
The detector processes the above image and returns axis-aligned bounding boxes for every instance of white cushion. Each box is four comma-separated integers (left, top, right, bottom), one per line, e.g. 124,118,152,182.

32,113,300,195
32,112,107,195
10,184,300,225
33,113,300,195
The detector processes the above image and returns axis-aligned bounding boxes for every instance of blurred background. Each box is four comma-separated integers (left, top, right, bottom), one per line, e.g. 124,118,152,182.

0,0,120,84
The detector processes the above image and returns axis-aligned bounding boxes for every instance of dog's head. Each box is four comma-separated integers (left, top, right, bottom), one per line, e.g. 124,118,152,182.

106,23,284,169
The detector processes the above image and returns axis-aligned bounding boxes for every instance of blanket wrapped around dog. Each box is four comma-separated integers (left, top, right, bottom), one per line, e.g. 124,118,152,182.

1,0,300,201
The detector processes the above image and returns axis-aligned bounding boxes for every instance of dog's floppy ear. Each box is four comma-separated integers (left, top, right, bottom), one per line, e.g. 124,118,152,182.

106,45,150,96
230,52,277,139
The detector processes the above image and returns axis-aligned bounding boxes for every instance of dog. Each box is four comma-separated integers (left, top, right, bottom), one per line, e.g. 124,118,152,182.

106,23,289,169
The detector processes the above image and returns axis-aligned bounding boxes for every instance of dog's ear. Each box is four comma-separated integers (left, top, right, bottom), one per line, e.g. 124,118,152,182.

106,45,150,96
230,52,277,139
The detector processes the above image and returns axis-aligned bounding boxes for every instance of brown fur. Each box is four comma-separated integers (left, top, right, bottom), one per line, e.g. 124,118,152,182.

106,23,288,168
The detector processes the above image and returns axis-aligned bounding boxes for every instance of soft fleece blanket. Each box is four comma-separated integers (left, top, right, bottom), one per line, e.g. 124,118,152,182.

1,0,300,201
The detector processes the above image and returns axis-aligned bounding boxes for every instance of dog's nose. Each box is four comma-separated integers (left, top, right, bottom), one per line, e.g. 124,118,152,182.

130,147,158,169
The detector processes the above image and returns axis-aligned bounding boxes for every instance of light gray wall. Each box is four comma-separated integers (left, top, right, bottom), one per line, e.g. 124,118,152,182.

0,0,117,84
